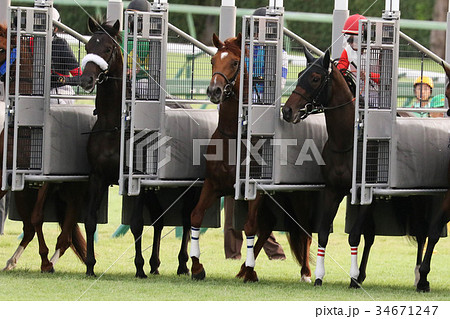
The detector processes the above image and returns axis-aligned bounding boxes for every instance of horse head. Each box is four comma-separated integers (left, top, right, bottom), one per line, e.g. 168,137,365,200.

207,33,242,104
80,18,122,92
282,49,331,123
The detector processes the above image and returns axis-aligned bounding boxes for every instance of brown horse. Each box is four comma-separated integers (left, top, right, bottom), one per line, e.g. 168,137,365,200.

189,33,312,282
80,18,192,278
282,49,355,287
0,23,86,272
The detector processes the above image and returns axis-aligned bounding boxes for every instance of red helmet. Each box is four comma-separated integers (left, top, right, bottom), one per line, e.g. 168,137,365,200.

342,14,366,35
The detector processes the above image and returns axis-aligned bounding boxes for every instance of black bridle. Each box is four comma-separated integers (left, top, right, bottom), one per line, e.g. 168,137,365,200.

291,63,355,120
212,63,240,100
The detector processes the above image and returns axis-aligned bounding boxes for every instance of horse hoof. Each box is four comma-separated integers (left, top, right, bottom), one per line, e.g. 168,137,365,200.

191,268,206,281
349,278,361,289
150,269,160,275
235,263,246,278
301,275,312,283
41,267,55,274
314,279,323,287
86,270,96,277
243,267,258,283
357,273,366,284
135,272,148,279
416,281,430,293
177,266,189,276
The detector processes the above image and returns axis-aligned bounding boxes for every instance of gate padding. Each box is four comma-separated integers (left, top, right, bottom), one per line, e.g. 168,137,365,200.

8,182,108,224
44,105,97,175
121,187,220,227
392,118,450,188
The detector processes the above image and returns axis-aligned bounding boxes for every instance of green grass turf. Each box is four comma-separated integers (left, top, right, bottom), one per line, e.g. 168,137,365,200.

0,186,449,301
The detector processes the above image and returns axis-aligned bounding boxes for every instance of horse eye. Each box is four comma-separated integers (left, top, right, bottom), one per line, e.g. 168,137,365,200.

233,60,239,67
312,77,320,83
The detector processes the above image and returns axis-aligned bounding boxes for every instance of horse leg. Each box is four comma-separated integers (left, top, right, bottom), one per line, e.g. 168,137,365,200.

241,194,263,283
50,185,80,268
3,191,36,271
85,175,108,277
177,190,195,276
190,179,219,280
130,193,147,278
314,188,343,287
347,204,373,288
236,227,270,279
416,208,449,292
414,235,426,287
27,184,53,273
149,215,162,275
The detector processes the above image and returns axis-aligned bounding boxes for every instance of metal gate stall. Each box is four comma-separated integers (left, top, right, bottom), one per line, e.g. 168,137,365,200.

3,5,107,223
119,6,220,227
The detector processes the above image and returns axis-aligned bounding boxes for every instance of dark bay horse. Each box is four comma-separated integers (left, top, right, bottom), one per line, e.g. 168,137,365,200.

190,33,312,282
0,24,86,272
282,49,449,292
80,18,191,278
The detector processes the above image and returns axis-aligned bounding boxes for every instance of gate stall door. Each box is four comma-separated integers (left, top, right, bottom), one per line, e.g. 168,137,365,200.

2,7,52,191
351,18,399,205
235,12,284,201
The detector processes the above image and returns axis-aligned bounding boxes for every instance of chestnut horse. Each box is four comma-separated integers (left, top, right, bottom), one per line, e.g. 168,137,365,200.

189,33,312,282
80,18,192,278
0,24,86,272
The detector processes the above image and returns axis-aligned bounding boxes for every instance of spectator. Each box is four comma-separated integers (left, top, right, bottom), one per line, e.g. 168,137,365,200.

405,76,434,117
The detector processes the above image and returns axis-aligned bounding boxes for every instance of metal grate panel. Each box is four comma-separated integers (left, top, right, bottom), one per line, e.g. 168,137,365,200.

239,137,273,180
356,139,389,184
7,126,43,170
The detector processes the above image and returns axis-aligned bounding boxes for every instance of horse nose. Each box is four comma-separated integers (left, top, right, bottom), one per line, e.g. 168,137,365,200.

282,106,292,122
207,85,222,104
80,75,94,90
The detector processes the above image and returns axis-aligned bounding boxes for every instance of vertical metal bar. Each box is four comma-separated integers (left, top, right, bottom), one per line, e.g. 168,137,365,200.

2,7,12,191
119,12,129,195
331,0,349,60
244,16,256,200
219,0,236,41
234,15,248,200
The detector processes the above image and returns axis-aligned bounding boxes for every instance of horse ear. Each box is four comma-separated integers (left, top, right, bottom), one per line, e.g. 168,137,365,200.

304,48,314,64
212,33,224,49
88,17,98,34
322,50,331,69
112,20,120,35
442,61,450,79
235,32,242,49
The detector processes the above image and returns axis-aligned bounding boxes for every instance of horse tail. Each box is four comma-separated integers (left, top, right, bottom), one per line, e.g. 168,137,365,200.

70,224,87,264
286,228,313,267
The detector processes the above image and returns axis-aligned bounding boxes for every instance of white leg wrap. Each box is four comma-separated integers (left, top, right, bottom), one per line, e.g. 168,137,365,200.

3,246,25,271
414,265,420,287
245,236,255,268
315,247,325,280
50,249,61,265
189,227,200,258
350,246,359,280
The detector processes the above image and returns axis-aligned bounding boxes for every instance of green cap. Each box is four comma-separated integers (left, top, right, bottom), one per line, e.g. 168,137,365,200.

430,94,445,108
